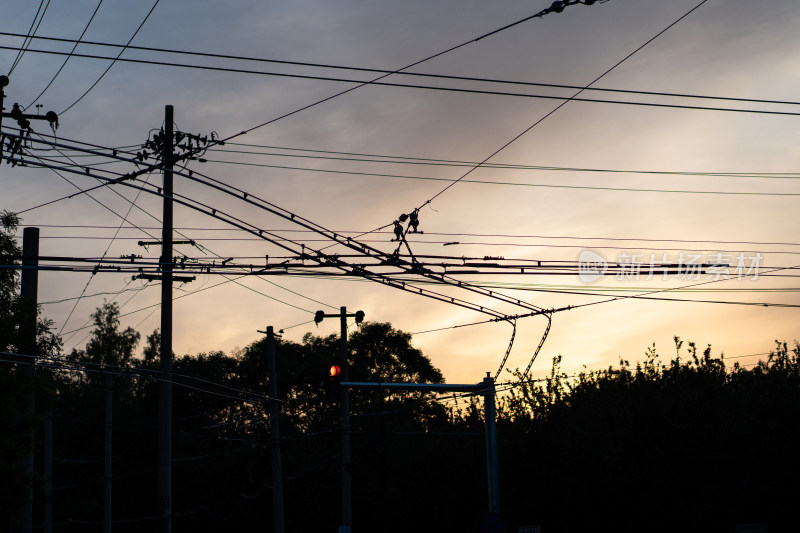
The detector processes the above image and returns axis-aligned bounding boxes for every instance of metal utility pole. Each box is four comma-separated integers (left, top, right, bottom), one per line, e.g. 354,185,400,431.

257,326,285,533
341,376,500,516
314,308,365,533
12,227,39,533
104,371,113,533
482,373,499,513
157,105,175,533
339,307,352,533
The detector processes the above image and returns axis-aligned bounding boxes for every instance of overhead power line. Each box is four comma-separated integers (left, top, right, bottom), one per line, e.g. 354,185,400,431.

2,30,798,109
27,0,104,109
7,127,335,344
1,135,556,322
19,224,800,249
59,0,160,114
3,44,797,118
418,0,712,209
1,351,275,403
199,158,800,197
6,0,51,75
208,145,800,180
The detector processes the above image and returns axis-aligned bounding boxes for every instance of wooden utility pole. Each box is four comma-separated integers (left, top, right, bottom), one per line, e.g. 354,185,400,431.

157,105,175,533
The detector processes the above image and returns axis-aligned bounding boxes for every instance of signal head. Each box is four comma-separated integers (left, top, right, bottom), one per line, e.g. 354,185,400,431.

354,310,365,325
0,75,9,88
314,310,325,324
551,1,565,12
329,364,341,377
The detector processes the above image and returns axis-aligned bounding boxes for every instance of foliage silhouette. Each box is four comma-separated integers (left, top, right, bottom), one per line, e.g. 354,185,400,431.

2,276,798,531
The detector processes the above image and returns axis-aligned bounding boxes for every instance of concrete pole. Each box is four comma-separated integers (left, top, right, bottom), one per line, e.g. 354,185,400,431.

12,227,39,533
157,105,174,533
266,327,286,533
340,307,352,533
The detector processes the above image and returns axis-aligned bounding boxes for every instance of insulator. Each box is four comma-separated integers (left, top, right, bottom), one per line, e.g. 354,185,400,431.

45,111,59,128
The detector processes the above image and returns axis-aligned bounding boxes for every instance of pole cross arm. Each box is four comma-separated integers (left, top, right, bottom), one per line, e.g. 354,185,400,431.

1,102,59,129
341,381,485,393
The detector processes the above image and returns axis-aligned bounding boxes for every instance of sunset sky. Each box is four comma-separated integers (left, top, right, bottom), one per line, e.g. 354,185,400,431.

2,0,799,384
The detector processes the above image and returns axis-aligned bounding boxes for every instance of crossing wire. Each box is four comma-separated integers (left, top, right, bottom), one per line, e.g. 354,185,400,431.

207,145,800,180
199,158,800,197
3,30,800,109
27,0,104,109
419,0,712,210
59,0,160,115
18,224,800,249
5,44,800,118
16,129,336,339
1,145,538,321
6,0,51,75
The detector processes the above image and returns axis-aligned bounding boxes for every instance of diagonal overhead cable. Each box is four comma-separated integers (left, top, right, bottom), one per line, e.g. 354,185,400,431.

419,0,711,209
18,130,336,333
6,0,51,76
2,134,557,322
59,0,160,115
4,126,327,345
27,0,104,109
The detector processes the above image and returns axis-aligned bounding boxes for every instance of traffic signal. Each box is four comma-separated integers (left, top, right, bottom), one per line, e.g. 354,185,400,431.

322,364,341,402
354,310,365,325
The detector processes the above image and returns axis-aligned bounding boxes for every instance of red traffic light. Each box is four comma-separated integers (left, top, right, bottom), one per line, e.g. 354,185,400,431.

329,365,341,378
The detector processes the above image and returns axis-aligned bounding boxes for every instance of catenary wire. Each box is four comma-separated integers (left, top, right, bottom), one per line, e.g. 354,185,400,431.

19,224,800,249
199,158,800,196
4,44,798,118
13,129,338,314
16,131,337,334
420,0,711,209
208,146,800,180
2,132,544,318
3,30,800,109
6,0,50,76
58,0,160,115
26,0,104,109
